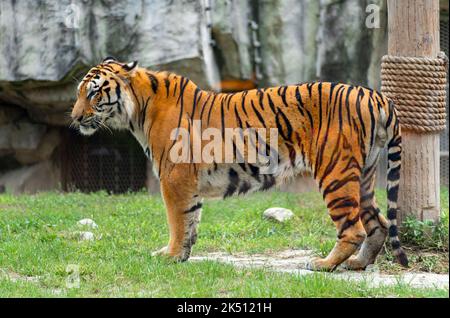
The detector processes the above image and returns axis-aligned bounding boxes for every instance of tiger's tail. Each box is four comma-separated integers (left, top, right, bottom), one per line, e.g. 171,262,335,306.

385,100,408,267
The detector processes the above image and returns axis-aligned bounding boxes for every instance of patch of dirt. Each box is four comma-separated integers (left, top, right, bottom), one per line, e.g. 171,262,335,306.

0,268,42,283
377,248,449,275
191,249,449,289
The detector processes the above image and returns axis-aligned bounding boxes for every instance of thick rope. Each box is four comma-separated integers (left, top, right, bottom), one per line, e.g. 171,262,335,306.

381,51,448,132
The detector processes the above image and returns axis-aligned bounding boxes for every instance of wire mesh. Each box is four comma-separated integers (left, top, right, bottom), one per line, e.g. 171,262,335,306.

61,129,148,193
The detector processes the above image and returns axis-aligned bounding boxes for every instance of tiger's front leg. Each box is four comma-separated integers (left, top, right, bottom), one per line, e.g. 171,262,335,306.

152,168,202,262
308,171,366,272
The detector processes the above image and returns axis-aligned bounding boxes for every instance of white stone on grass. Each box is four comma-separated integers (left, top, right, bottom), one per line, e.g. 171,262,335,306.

78,231,95,241
78,218,98,229
263,207,294,223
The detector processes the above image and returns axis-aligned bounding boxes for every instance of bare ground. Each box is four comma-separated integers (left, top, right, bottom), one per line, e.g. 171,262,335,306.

191,249,449,289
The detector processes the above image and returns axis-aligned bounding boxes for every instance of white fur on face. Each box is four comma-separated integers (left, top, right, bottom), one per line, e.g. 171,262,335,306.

79,124,97,136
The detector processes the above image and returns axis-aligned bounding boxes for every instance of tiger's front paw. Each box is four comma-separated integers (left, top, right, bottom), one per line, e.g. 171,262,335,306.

306,257,337,272
151,245,191,262
151,246,169,257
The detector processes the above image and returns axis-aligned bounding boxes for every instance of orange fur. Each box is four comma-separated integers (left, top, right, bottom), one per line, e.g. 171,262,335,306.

71,59,408,270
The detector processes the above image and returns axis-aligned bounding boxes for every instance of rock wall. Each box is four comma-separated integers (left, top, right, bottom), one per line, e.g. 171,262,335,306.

0,0,388,193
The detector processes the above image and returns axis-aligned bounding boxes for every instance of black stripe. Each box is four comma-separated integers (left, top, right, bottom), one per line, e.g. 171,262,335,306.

200,93,213,121
322,174,360,197
164,77,170,98
367,226,380,237
275,108,293,142
224,168,240,198
220,96,225,139
337,216,360,238
388,225,398,237
234,103,244,129
387,208,397,220
191,87,200,120
261,175,276,190
355,88,367,138
257,89,265,111
247,163,261,182
387,185,399,202
266,94,277,115
241,92,248,117
391,240,401,249
207,94,218,125
238,181,252,195
387,166,400,181
147,73,159,94
327,197,358,210
251,100,266,127
184,202,203,214
388,151,401,162
368,94,376,149
278,86,289,107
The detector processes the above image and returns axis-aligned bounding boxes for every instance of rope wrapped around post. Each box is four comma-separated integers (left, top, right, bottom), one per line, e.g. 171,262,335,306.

381,52,448,132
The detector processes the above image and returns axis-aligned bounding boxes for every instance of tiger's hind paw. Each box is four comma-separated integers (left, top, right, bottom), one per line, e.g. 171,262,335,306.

341,255,368,271
306,257,338,272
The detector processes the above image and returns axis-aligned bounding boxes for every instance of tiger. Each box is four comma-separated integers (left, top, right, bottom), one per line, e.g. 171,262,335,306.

71,57,408,271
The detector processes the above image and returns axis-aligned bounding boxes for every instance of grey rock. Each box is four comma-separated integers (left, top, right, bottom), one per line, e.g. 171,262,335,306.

77,218,98,229
0,0,219,125
0,105,25,125
0,160,61,194
211,0,253,80
258,0,320,86
0,120,47,151
258,0,386,87
14,128,61,164
263,207,294,223
78,231,95,241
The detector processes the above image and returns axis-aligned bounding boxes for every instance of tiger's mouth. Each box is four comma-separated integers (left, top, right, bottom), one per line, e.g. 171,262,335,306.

79,124,98,136
78,116,100,136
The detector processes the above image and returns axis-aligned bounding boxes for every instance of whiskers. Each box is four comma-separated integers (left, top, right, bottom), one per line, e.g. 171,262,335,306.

95,118,113,134
68,120,79,129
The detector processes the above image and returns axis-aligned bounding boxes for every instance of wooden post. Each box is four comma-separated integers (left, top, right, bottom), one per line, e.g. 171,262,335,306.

387,0,441,224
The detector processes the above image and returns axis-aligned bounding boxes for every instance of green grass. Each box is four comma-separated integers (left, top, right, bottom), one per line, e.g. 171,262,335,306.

0,189,448,298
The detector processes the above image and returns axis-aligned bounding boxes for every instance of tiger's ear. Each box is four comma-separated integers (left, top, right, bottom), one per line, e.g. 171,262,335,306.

102,56,117,63
123,60,139,72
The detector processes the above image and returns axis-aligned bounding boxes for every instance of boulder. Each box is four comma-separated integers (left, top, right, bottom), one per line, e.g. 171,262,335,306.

0,104,25,125
315,0,386,85
0,119,47,151
257,0,386,87
0,0,219,125
0,160,60,194
258,0,320,86
211,0,253,80
14,128,61,165
263,207,294,223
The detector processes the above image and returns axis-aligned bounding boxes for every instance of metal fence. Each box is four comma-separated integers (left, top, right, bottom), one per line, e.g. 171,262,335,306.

61,129,147,193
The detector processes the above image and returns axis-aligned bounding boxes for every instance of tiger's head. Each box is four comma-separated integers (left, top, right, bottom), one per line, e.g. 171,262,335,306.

71,57,139,135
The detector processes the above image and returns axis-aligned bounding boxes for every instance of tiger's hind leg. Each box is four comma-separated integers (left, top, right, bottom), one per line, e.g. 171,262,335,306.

152,168,202,262
308,171,366,271
344,162,388,270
